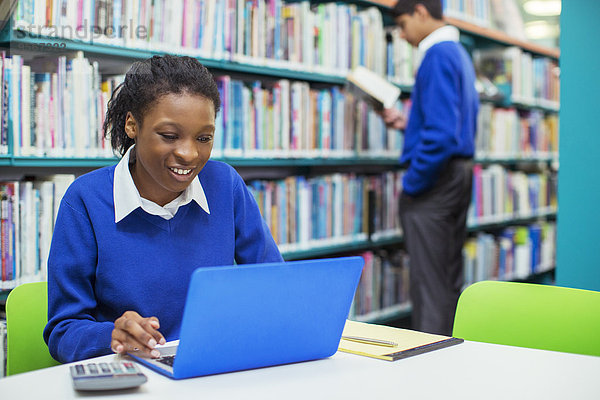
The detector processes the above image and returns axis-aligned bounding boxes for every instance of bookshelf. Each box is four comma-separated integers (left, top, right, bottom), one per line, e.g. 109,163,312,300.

0,0,560,329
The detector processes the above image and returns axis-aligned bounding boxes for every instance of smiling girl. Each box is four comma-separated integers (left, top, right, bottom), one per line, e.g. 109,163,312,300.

43,55,283,363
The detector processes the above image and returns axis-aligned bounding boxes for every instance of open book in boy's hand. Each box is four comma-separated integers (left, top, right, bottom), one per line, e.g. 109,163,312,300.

346,66,401,111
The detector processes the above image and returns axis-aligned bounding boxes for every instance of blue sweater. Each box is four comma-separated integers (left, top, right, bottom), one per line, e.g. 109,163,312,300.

43,160,283,363
400,41,479,196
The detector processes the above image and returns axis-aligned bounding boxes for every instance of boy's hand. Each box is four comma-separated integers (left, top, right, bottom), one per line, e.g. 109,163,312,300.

381,108,407,130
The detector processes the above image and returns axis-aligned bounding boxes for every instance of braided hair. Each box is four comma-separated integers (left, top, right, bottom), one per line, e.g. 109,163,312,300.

103,55,221,156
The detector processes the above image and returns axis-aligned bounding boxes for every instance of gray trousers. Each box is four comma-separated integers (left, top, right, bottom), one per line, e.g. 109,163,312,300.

399,159,473,335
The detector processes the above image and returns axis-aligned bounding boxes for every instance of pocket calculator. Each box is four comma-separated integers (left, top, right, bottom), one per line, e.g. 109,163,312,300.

70,360,148,391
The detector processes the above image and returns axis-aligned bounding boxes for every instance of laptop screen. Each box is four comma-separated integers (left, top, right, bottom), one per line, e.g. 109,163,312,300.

141,256,363,379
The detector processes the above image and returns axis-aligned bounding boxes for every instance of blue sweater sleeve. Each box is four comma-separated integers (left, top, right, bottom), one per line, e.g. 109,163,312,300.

43,197,114,363
232,171,283,264
402,52,462,196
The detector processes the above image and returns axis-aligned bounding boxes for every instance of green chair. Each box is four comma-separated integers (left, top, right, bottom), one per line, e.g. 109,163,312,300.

6,281,61,375
452,280,600,357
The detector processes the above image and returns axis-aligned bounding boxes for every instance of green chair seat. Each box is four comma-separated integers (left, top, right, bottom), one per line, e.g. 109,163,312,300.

452,280,600,357
6,281,61,375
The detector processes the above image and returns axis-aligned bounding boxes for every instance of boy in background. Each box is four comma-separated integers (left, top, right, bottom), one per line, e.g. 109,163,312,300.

382,0,479,335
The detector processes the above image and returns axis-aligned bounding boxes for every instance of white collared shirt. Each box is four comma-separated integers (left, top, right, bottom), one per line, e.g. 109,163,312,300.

418,25,460,53
113,145,210,223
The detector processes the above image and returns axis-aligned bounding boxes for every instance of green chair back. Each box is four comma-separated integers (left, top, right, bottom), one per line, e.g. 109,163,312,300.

452,280,600,357
6,281,61,375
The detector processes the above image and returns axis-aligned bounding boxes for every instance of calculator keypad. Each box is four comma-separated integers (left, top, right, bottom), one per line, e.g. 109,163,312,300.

70,360,147,391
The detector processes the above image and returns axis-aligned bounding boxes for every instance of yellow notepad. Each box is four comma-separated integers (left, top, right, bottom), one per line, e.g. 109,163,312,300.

338,320,463,361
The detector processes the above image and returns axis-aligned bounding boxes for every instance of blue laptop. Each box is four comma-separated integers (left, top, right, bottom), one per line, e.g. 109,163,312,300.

129,256,364,379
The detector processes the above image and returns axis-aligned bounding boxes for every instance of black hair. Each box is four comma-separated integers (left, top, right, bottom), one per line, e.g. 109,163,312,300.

103,55,221,155
392,0,444,20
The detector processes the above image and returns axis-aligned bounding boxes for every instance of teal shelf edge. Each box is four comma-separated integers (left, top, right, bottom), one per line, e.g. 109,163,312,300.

211,61,346,85
216,156,401,167
368,234,404,247
353,302,413,324
474,156,559,165
455,25,559,60
397,83,413,93
480,97,560,113
0,155,11,166
5,33,162,59
2,155,402,168
10,156,119,167
468,210,557,231
282,235,403,261
512,267,555,284
285,0,391,10
3,155,559,168
0,290,8,302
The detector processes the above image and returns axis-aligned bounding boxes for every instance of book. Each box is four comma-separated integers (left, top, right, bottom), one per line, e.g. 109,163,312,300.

0,319,6,378
338,320,463,361
346,66,401,111
1,51,7,154
0,0,18,32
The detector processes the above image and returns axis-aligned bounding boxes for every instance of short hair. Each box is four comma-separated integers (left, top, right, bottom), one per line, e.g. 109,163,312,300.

103,55,221,156
392,0,444,20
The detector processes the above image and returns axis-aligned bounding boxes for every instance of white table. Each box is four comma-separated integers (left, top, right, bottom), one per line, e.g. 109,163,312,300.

1,341,599,399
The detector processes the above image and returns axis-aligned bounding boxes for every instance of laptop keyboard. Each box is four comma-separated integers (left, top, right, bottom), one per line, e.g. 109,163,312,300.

157,355,175,367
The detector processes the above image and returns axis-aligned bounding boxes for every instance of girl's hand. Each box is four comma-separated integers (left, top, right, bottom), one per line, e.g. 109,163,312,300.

111,311,166,358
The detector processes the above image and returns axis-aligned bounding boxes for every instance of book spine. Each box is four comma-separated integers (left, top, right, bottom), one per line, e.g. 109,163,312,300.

1,185,7,282
9,56,22,156
6,183,14,282
1,53,8,154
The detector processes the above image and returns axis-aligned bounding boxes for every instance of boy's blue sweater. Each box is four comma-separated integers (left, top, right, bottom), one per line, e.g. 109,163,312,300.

400,41,479,196
43,160,283,363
